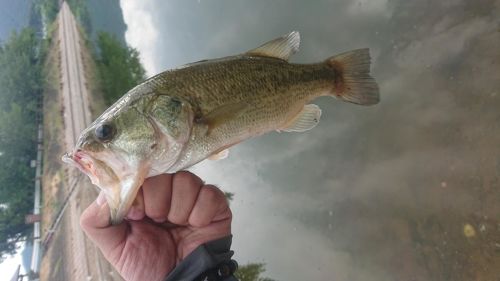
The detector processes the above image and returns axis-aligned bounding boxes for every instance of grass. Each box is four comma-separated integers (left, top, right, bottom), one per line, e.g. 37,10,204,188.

39,21,68,281
79,29,107,118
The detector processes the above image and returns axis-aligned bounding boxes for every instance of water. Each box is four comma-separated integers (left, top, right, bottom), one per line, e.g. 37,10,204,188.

122,1,500,280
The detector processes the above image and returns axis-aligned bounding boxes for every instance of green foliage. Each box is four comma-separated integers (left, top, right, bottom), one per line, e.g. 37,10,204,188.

0,28,41,262
66,0,92,35
34,0,60,25
95,31,146,105
224,191,235,202
0,198,32,261
0,104,37,161
236,263,276,281
0,30,42,111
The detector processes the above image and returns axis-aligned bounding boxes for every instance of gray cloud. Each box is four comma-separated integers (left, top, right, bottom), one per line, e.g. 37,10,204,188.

122,0,500,280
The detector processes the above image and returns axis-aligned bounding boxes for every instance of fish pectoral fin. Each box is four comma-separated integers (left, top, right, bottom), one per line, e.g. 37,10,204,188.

246,31,300,61
208,149,229,160
280,104,322,132
197,101,248,134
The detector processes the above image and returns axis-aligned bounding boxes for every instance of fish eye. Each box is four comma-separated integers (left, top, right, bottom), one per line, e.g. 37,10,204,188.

95,123,116,142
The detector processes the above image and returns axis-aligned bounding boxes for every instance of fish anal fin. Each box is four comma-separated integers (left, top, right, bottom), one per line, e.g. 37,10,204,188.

208,149,229,160
197,101,248,134
280,104,322,132
246,31,300,61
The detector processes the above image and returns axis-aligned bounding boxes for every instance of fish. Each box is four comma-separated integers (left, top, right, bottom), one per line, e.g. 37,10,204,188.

62,31,380,224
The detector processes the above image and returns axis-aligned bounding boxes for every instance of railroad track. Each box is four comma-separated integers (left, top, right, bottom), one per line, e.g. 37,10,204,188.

56,3,112,280
60,1,88,143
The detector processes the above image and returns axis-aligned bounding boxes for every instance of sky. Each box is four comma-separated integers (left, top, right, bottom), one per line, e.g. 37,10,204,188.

119,0,500,280
0,243,26,279
0,0,30,42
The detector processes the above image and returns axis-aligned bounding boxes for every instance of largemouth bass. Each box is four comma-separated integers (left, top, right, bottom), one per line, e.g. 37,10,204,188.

63,31,379,224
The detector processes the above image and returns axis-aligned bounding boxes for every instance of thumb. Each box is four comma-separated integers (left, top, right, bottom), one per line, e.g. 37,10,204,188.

80,192,127,260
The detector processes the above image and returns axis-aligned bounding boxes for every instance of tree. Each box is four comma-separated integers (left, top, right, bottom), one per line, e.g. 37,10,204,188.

236,263,276,281
0,28,40,262
95,31,146,105
66,0,92,34
37,0,59,25
0,197,32,262
0,29,41,112
224,191,234,202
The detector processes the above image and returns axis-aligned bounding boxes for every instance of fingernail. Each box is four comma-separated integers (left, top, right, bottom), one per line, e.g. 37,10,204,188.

96,192,106,206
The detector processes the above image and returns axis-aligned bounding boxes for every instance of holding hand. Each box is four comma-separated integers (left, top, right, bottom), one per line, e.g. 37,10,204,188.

80,171,232,281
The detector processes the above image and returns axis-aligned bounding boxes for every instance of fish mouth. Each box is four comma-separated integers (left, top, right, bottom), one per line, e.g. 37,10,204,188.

62,150,100,184
62,150,147,224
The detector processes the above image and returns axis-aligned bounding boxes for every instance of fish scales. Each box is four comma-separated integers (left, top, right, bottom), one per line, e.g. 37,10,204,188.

146,58,334,170
150,58,334,110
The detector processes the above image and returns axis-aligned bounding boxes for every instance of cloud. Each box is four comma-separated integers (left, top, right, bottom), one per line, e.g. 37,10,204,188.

120,0,159,75
120,0,500,279
191,161,391,281
347,0,391,17
394,17,495,69
0,243,26,279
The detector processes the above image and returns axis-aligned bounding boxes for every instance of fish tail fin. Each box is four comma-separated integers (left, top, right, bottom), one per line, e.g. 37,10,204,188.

325,48,380,105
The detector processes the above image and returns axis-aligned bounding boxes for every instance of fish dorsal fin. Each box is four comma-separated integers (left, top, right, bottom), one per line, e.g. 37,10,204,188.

246,31,300,61
280,104,322,132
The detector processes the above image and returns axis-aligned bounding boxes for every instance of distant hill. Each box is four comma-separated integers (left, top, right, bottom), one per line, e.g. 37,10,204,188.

0,0,31,42
87,0,127,44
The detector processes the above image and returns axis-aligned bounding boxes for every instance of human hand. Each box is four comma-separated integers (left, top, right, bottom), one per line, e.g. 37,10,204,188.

80,171,232,281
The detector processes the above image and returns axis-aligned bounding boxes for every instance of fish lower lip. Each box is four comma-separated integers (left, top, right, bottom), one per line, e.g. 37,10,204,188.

63,150,96,176
62,152,83,169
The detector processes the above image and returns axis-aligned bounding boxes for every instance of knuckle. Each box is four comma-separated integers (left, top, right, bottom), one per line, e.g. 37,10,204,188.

156,173,173,185
201,185,222,202
173,171,202,189
205,185,229,207
143,173,171,189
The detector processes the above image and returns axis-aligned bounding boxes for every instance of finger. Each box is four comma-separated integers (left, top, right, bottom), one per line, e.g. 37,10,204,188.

80,192,127,262
142,174,173,222
126,188,145,221
189,185,230,227
168,171,203,225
